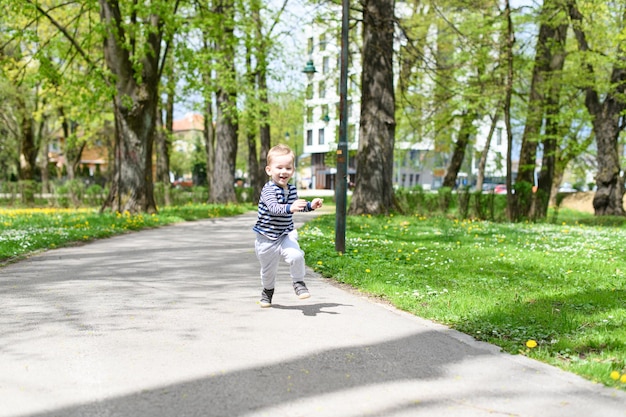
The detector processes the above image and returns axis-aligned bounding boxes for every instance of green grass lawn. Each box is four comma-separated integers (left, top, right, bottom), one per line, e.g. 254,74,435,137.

298,211,626,390
0,204,253,264
1,203,625,390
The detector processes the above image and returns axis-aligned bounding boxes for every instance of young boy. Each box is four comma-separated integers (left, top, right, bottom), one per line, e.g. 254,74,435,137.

253,144,323,308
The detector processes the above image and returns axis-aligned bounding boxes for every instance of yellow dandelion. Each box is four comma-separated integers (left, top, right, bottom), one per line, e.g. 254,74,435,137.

621,374,626,384
317,261,323,265
526,339,537,348
610,371,620,381
365,268,371,273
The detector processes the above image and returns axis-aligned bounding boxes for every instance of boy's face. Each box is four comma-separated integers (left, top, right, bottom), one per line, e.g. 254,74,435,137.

265,153,294,189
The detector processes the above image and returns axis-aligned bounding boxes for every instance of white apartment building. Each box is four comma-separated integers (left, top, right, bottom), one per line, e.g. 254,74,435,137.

302,3,508,191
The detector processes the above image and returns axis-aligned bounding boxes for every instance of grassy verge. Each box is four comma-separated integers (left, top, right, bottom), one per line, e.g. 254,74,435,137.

0,204,254,265
299,211,626,390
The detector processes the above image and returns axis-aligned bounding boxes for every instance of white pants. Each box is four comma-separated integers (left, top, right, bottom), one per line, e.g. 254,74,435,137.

255,230,305,290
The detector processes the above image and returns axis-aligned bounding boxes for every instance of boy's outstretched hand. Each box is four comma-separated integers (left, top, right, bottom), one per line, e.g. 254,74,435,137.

311,198,323,209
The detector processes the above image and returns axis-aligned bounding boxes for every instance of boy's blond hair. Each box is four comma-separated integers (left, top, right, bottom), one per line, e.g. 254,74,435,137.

266,144,295,165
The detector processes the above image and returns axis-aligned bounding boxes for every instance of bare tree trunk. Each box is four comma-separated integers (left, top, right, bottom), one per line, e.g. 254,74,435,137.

349,0,396,215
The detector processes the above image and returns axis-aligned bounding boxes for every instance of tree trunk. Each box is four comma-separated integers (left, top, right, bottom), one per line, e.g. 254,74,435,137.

529,4,568,219
475,111,499,193
61,117,85,181
569,3,626,216
503,0,515,221
155,110,171,206
98,0,162,214
442,111,474,189
17,96,37,182
257,64,271,201
209,0,238,204
349,0,396,215
210,90,238,204
156,62,174,207
204,96,215,197
516,0,566,218
591,114,625,216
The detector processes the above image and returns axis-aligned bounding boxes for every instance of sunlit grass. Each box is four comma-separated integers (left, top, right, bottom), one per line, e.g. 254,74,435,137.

0,204,253,264
299,213,626,390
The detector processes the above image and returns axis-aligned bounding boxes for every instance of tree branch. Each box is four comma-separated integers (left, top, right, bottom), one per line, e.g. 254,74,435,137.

22,0,108,86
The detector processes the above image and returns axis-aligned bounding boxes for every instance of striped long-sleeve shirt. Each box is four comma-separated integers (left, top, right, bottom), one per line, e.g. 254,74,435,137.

253,181,313,240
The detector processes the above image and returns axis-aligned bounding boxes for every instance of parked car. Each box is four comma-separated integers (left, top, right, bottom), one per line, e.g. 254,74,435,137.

482,183,498,192
494,184,507,194
172,179,194,189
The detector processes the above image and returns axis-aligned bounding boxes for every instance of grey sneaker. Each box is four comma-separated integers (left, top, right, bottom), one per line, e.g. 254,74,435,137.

293,281,310,299
260,288,274,308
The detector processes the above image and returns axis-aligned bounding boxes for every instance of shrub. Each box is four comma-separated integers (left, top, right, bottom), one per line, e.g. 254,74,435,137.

85,184,106,207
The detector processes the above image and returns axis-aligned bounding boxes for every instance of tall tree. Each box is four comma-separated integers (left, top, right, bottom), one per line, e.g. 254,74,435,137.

503,0,515,221
16,0,180,213
209,0,239,204
569,2,626,216
99,0,179,213
349,0,396,215
515,0,569,219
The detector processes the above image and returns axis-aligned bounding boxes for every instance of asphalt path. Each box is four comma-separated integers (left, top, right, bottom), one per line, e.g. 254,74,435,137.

1,210,625,417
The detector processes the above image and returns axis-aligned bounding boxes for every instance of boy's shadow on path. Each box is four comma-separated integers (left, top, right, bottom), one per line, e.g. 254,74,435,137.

270,303,353,316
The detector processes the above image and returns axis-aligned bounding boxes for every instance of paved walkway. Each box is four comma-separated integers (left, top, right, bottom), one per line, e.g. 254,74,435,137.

1,211,625,417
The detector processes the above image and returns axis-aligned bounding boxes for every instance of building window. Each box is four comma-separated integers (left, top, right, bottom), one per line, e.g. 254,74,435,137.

306,83,313,100
321,104,329,122
307,129,313,146
496,127,503,146
319,80,326,98
323,56,329,74
348,124,356,142
307,37,314,55
319,33,327,51
306,107,314,123
318,128,325,145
